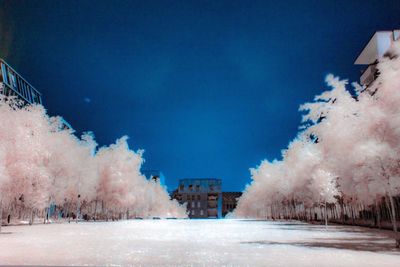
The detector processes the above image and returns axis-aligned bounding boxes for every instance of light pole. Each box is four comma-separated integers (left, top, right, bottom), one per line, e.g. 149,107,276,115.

76,194,81,223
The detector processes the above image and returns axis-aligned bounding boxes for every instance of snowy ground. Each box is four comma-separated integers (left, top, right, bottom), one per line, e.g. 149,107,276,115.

0,219,399,266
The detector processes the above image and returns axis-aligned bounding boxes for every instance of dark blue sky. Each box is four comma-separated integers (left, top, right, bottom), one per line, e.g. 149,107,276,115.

1,0,399,191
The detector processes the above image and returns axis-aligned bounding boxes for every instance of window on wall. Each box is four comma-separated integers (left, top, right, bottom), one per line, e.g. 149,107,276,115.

1,64,8,84
8,71,17,89
197,202,201,208
200,210,204,216
32,91,40,104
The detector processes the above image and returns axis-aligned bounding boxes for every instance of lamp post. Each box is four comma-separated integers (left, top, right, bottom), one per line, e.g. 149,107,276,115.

76,194,81,223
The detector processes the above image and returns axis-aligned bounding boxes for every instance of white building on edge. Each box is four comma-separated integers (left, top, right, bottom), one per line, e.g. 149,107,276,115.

0,58,72,131
0,58,42,105
355,30,400,86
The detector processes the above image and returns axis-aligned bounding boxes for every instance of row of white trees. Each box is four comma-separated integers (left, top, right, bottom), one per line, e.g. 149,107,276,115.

234,42,400,245
0,98,187,231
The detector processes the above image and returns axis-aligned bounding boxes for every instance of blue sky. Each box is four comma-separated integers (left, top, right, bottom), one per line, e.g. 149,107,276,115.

1,0,400,191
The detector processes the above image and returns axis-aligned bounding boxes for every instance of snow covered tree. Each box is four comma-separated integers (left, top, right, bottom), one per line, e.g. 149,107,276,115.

234,40,400,247
0,96,187,231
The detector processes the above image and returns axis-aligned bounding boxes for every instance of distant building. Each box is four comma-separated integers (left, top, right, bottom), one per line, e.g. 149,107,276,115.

222,192,242,217
173,178,222,219
0,58,42,105
142,170,166,186
355,30,400,87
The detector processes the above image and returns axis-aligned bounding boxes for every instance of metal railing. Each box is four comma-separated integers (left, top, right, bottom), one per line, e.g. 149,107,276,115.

0,59,42,105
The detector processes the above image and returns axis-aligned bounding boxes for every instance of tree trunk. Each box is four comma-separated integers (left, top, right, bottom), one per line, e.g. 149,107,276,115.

375,199,381,229
387,193,400,248
0,200,3,233
340,202,344,223
76,197,81,223
350,205,355,225
44,207,48,224
29,209,34,225
94,199,98,221
388,194,398,232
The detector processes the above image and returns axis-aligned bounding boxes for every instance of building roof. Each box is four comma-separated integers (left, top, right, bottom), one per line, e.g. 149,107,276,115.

179,178,221,181
355,30,400,65
222,192,243,195
179,178,222,185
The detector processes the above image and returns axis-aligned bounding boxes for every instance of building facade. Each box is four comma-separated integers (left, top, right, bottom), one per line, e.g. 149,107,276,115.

222,192,242,217
355,30,400,87
0,58,42,105
173,178,222,219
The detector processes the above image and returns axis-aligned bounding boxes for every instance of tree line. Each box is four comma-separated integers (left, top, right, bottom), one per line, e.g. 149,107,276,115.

234,41,400,247
0,97,187,231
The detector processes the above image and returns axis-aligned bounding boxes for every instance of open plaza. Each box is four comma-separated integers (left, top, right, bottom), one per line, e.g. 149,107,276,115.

0,220,399,266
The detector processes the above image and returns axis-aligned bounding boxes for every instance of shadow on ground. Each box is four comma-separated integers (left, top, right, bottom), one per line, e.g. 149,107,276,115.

242,236,400,254
261,224,393,235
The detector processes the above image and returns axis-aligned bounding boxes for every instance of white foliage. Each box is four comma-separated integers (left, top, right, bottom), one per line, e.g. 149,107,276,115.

0,98,187,219
234,40,400,220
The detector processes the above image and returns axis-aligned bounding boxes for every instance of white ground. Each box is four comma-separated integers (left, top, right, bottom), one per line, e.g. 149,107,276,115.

0,219,399,266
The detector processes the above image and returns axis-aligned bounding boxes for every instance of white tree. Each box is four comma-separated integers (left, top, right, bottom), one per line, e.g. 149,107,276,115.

235,40,400,247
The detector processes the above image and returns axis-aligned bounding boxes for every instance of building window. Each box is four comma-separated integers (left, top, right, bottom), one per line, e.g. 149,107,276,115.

191,202,195,208
197,195,201,201
200,210,204,216
197,202,201,208
8,71,17,89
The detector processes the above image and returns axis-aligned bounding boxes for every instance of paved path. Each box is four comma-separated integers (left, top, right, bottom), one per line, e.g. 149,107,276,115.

0,219,399,266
